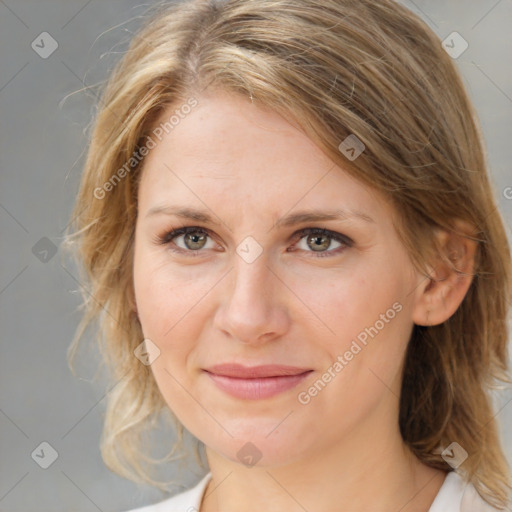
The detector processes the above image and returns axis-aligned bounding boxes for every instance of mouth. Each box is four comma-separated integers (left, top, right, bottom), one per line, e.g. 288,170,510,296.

203,364,313,400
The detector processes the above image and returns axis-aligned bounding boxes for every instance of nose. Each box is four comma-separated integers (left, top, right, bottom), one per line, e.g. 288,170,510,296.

212,254,290,345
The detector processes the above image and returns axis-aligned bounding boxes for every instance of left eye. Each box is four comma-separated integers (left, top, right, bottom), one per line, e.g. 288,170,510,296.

293,228,349,257
156,226,352,258
291,227,351,257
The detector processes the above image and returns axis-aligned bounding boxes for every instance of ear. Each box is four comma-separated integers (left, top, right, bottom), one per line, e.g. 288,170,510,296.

412,220,478,326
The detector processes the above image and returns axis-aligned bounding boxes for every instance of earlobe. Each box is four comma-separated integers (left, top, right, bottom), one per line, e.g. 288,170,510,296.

412,221,478,327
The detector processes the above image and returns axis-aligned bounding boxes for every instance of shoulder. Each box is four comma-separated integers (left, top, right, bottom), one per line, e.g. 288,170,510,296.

429,471,508,512
460,480,508,512
123,473,212,512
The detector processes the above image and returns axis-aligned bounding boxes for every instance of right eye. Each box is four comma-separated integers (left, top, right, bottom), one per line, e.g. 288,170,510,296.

155,226,217,256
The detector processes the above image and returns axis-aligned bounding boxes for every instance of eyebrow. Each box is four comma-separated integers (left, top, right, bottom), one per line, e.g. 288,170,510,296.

145,206,375,227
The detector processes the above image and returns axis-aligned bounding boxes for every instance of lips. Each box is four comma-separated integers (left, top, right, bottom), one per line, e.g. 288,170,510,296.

205,363,312,378
203,364,313,400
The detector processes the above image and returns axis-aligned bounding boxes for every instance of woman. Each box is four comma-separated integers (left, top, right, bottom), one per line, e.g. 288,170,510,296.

67,0,512,510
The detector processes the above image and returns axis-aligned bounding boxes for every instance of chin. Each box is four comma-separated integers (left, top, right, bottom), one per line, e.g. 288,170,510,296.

201,417,319,469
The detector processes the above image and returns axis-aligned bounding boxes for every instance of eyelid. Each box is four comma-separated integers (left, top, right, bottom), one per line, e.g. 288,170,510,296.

292,227,353,247
155,225,353,257
154,225,220,254
156,225,213,245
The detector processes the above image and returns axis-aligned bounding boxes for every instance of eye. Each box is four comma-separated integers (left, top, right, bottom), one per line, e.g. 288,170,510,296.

155,226,216,256
289,227,353,258
155,226,353,258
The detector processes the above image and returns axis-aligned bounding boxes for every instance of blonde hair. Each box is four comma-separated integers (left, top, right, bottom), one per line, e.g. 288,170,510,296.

66,0,512,507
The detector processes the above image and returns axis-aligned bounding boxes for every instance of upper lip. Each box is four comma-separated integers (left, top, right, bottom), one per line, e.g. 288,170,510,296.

204,363,312,378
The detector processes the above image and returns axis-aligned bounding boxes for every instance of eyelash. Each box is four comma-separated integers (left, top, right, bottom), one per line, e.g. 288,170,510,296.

155,226,353,258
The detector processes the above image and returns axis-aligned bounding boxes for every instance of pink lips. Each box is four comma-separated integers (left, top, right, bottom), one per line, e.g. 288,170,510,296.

203,364,313,400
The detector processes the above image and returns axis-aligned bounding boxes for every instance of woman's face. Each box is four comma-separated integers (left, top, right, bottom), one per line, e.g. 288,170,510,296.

133,89,425,467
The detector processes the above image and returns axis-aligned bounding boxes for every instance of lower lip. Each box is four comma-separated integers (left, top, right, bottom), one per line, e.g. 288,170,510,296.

204,371,312,400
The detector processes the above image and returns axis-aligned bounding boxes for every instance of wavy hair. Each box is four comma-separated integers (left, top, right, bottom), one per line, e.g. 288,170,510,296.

66,0,512,507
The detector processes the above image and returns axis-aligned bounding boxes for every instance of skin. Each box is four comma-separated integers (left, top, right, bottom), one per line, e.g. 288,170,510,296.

133,89,477,512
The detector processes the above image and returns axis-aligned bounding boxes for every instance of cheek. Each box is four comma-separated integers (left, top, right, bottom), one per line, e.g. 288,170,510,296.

134,249,188,329
297,252,413,367
132,254,207,417
296,267,412,429
133,262,173,338
132,250,218,361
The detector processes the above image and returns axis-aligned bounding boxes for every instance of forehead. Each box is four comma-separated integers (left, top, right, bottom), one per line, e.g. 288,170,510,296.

138,90,390,223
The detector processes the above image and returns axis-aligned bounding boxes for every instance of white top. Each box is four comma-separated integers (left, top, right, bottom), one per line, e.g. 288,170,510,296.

125,471,503,511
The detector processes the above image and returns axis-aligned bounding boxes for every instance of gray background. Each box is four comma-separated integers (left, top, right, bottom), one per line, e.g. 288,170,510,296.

1,1,511,511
